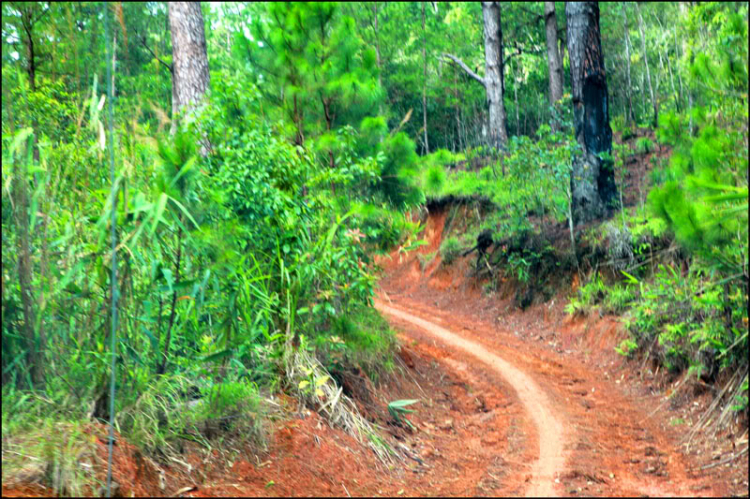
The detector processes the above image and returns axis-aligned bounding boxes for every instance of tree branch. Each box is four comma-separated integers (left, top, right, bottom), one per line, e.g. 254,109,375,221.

503,42,544,66
138,33,172,73
442,53,485,88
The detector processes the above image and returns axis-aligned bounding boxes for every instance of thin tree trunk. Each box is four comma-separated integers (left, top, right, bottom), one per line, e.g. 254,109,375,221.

674,26,684,109
421,2,429,154
641,72,647,120
443,2,508,150
157,225,182,375
513,60,519,135
13,137,44,387
373,2,384,115
636,3,657,127
454,68,462,152
544,1,564,130
622,4,635,124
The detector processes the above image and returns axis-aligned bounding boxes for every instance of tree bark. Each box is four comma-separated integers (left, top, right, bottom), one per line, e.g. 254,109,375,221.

544,2,564,118
566,1,616,225
482,1,509,149
421,2,429,154
635,3,657,127
168,2,210,128
442,1,510,151
622,4,635,124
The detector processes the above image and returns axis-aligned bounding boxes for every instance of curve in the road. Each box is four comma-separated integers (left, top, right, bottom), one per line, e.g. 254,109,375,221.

376,300,567,498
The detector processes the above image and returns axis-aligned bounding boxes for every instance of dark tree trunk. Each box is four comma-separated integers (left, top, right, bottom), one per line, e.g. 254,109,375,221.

566,1,616,225
544,2,564,115
168,2,210,127
482,1,508,149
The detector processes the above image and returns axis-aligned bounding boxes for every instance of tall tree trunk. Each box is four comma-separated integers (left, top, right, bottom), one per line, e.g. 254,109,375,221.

421,2,429,154
664,47,680,112
482,1,508,149
444,3,508,149
544,1,564,130
453,68,462,152
513,61,519,135
635,3,657,127
168,2,210,129
622,5,635,124
566,1,616,225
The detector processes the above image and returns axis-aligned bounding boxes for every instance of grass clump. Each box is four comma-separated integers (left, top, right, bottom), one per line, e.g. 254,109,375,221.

284,334,395,464
440,236,462,265
318,305,397,382
2,389,100,496
116,374,266,461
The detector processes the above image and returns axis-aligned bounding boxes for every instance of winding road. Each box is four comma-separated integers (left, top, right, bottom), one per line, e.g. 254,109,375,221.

377,300,566,497
375,294,730,498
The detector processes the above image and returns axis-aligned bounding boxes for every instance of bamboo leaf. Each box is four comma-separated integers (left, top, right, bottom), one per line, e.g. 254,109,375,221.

168,195,200,230
151,192,168,235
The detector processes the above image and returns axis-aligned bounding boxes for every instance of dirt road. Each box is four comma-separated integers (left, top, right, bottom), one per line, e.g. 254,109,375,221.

377,300,565,497
376,295,730,497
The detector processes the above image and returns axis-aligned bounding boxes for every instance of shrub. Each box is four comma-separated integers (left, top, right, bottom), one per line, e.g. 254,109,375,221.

635,136,654,154
440,236,462,265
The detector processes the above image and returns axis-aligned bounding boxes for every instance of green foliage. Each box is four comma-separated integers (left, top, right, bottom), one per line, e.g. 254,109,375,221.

439,236,462,266
387,399,418,430
427,122,577,244
376,132,424,208
565,272,608,316
620,265,747,377
242,3,382,152
648,4,748,277
635,136,654,154
3,0,749,478
1,417,99,496
319,304,396,381
1,62,396,466
615,338,639,358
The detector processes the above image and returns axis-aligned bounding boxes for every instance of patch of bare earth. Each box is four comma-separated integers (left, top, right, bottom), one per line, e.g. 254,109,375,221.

375,204,747,496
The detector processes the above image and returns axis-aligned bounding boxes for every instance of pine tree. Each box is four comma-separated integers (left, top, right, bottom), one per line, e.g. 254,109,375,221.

242,2,381,165
649,4,748,275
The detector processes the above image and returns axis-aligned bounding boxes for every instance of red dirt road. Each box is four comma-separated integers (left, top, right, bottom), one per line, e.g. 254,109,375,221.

377,300,565,497
376,294,731,497
370,204,746,497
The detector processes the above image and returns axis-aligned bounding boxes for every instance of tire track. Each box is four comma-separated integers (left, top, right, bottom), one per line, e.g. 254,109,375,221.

376,300,567,497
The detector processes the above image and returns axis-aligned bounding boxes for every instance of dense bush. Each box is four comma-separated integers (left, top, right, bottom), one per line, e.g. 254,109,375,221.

439,236,462,265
